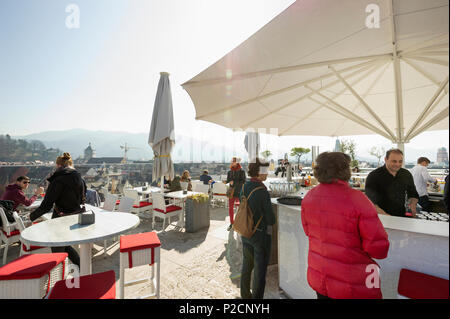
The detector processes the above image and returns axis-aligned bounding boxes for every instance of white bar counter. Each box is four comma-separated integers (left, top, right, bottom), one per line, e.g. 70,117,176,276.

272,199,449,299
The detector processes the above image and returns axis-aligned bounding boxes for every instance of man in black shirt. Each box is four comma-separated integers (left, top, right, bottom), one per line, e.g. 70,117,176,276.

365,149,419,217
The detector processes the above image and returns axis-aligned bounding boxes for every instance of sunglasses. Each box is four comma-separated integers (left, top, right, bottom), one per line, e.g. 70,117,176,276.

22,181,30,184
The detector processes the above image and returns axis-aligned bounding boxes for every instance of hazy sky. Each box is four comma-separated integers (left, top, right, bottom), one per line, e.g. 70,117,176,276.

0,0,448,161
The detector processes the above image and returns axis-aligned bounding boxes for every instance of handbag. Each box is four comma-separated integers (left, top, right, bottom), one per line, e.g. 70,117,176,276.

226,186,234,199
0,200,15,226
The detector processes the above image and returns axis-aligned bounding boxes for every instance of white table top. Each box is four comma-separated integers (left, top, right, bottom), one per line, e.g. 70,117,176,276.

24,198,43,210
164,191,205,199
20,207,140,247
134,186,164,195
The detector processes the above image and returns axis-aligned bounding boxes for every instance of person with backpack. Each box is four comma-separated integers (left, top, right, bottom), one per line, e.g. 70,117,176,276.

238,158,275,299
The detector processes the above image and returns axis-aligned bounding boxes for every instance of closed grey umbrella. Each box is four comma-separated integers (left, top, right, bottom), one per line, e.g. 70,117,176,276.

244,131,260,163
149,72,175,190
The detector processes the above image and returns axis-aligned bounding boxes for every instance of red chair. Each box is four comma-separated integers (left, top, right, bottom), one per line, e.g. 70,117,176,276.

398,268,449,299
119,231,161,299
151,193,183,231
0,253,68,299
48,270,116,299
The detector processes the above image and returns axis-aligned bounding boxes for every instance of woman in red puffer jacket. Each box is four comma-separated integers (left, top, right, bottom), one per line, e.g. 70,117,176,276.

301,152,389,299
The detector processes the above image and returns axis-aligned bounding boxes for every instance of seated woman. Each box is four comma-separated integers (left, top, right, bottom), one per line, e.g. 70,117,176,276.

180,170,193,191
301,152,389,299
29,152,86,270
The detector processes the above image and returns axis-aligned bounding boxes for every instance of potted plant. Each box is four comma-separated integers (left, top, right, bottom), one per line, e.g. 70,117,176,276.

185,193,210,232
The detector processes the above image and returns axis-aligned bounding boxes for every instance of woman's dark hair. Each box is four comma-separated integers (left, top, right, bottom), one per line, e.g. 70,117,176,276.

248,157,269,178
313,152,351,183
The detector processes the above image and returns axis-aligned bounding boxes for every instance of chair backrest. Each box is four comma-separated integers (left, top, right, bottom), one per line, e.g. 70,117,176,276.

123,189,140,204
180,182,188,191
191,180,202,188
12,211,25,233
151,193,166,212
0,207,16,234
210,175,220,182
117,196,135,213
103,194,118,211
213,182,227,194
194,183,209,194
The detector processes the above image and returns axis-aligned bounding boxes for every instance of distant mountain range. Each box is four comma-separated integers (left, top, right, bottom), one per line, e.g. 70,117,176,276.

13,129,249,163
13,129,446,164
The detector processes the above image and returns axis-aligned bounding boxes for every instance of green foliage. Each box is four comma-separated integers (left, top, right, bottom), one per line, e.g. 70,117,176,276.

0,135,62,162
339,139,358,167
290,147,310,165
260,150,272,160
369,146,385,167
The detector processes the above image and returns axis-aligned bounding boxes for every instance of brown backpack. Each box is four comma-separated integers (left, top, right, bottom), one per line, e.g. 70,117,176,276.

232,184,264,238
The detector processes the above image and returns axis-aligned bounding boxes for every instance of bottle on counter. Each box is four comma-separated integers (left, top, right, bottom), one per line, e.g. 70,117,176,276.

404,196,413,217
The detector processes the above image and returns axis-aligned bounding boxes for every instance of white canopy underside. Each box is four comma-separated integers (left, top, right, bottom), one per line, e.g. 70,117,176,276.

182,0,449,143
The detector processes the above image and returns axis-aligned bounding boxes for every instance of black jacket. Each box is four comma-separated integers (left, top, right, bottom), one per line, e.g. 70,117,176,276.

226,169,246,199
30,167,86,221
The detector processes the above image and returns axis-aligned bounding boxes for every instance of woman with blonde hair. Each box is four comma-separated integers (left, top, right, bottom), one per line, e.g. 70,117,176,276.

180,170,192,191
29,152,86,269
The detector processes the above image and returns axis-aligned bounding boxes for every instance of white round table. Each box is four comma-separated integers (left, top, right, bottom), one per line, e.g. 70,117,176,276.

20,208,140,276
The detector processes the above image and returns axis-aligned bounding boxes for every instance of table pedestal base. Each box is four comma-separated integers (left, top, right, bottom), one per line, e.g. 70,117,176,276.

80,243,93,276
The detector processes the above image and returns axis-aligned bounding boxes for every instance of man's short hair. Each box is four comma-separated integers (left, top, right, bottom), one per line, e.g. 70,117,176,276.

313,152,351,183
16,176,30,182
417,157,431,164
385,148,403,159
203,169,209,174
248,158,270,178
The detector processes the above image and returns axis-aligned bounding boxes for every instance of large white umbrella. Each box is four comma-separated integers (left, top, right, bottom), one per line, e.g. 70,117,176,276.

149,72,175,190
182,0,449,153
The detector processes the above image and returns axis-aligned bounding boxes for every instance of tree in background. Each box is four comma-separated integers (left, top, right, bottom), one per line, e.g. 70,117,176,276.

290,147,310,167
369,146,386,167
339,139,358,168
0,135,61,163
260,150,272,161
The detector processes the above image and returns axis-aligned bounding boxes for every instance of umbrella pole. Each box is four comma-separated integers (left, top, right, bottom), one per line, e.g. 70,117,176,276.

161,176,164,192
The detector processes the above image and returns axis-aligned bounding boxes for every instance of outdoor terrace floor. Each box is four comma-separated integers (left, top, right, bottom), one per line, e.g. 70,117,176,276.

3,205,284,299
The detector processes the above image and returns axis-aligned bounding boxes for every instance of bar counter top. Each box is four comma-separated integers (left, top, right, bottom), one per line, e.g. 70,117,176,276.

271,199,449,237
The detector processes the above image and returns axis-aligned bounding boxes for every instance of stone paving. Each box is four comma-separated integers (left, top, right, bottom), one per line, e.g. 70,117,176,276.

3,206,284,299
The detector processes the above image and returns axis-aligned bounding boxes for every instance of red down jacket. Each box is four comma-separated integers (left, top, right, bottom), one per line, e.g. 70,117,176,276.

301,180,390,299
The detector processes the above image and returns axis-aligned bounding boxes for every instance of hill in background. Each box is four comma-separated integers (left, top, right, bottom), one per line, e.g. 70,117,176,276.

12,129,445,164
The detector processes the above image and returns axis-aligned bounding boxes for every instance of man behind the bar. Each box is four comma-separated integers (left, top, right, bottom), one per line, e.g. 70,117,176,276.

410,157,438,212
365,149,419,217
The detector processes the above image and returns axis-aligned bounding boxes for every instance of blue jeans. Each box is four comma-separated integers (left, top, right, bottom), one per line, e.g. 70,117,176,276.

240,230,272,299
